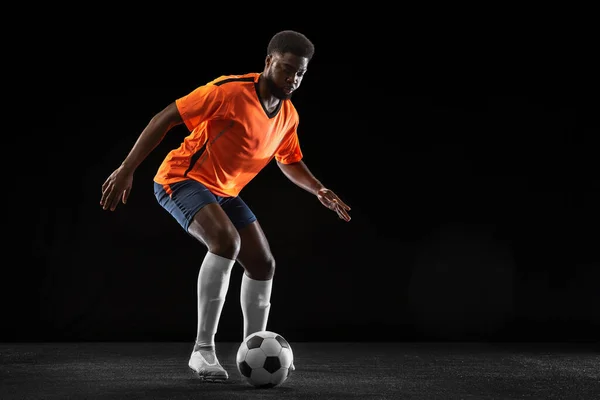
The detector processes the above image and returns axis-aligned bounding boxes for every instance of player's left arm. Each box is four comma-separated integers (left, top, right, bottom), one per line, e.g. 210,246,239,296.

276,160,351,222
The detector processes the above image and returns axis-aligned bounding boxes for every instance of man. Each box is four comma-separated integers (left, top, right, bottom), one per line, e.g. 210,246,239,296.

100,30,351,381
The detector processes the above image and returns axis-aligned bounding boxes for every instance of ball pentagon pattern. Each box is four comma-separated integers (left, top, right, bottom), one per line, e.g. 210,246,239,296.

236,330,294,388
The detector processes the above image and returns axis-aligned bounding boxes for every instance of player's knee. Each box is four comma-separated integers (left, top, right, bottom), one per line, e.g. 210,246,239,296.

207,227,241,259
246,255,276,280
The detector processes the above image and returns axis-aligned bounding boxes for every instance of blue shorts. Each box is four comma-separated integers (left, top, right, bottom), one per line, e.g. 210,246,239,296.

153,179,257,233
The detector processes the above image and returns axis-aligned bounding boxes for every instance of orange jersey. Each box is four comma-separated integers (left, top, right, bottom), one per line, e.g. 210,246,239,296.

154,72,303,197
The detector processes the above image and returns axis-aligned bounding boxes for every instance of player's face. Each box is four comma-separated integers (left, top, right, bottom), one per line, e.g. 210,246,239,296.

264,52,309,100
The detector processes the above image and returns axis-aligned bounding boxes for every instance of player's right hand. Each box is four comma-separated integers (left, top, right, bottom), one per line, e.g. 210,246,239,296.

100,166,134,211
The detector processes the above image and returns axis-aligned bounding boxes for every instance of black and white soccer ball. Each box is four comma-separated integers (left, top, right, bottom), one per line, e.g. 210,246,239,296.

236,330,294,388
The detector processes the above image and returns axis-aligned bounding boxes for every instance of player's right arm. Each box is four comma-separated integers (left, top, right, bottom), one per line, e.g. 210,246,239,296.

100,102,183,211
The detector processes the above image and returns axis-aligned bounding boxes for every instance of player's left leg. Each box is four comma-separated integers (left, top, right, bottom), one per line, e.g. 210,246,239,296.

236,220,275,339
221,196,295,372
219,196,273,339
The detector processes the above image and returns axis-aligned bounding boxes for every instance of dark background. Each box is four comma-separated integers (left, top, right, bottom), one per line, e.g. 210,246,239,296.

10,16,599,344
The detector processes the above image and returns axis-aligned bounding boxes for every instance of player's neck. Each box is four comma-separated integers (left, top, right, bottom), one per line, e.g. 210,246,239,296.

257,74,281,113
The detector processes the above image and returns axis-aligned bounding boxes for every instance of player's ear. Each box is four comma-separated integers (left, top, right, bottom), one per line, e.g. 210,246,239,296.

265,54,273,68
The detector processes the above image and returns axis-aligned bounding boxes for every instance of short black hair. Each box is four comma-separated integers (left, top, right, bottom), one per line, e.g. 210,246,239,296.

267,30,315,60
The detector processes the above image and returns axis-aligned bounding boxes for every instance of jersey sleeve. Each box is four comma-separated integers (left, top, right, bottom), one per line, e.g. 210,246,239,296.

275,121,303,164
175,84,229,132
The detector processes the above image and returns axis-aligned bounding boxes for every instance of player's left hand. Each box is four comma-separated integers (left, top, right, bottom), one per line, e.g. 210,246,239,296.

317,188,351,222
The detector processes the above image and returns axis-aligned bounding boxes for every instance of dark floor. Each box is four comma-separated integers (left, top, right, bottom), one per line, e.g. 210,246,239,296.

1,342,598,399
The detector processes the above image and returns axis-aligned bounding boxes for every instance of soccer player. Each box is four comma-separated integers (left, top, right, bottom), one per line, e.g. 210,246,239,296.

100,30,351,381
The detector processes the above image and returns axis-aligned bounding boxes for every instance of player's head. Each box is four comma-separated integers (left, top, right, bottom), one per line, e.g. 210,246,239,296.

263,30,314,100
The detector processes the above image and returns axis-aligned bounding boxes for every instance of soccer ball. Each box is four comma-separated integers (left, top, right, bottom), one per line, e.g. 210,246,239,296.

236,330,294,388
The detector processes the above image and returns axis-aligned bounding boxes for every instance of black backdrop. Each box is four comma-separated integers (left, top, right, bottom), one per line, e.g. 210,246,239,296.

11,17,599,344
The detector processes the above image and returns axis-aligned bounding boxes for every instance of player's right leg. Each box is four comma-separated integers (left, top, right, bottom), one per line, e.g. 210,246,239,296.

154,179,240,382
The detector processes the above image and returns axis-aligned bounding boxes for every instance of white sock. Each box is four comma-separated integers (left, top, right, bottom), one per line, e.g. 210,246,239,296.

194,252,235,354
240,273,273,340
